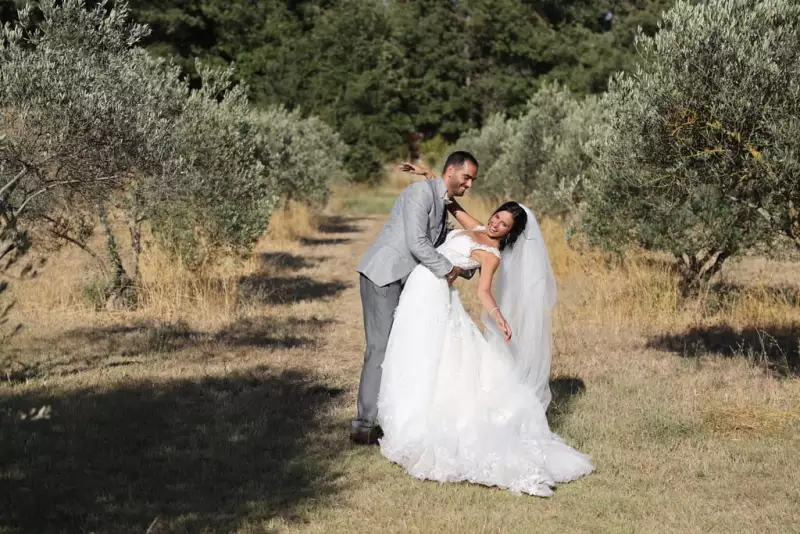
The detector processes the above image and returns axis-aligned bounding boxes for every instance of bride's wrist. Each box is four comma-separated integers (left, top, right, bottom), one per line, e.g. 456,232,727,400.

488,306,500,317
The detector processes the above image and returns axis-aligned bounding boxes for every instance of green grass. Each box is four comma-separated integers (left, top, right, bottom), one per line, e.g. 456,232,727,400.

336,189,398,216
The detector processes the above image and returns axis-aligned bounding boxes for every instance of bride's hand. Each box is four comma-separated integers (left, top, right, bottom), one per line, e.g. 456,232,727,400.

492,311,512,342
398,161,435,179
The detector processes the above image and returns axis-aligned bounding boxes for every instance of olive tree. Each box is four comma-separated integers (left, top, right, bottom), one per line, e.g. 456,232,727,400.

253,107,348,206
149,64,277,268
0,1,181,266
454,83,603,217
452,112,519,184
0,0,193,307
0,1,346,308
582,0,800,288
153,86,349,268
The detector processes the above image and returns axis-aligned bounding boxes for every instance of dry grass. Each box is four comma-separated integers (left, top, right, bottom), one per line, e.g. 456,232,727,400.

703,406,800,436
266,199,320,245
136,246,244,324
2,183,800,533
5,199,322,331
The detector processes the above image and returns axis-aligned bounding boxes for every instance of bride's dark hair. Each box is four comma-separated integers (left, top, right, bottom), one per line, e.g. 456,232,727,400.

493,201,527,251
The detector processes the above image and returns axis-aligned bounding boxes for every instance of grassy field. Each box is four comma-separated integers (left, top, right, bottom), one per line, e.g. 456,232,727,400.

1,175,799,533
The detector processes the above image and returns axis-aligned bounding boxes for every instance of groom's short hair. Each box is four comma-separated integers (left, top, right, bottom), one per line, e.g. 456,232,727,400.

442,151,479,175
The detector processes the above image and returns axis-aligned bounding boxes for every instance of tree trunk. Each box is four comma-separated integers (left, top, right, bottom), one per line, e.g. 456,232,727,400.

127,184,146,287
678,248,730,295
408,131,423,162
129,217,142,285
99,207,136,310
0,233,16,267
0,212,29,272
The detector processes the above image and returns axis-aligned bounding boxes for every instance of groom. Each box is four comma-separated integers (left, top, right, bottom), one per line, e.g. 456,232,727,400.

350,151,479,445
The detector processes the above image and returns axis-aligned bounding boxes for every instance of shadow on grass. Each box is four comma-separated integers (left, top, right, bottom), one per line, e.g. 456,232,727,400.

238,275,350,306
546,376,586,431
647,324,800,377
299,237,352,247
0,367,346,533
1,317,332,383
318,216,363,235
257,252,327,272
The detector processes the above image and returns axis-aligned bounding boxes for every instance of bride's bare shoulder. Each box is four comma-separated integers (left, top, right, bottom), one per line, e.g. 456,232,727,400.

471,247,501,267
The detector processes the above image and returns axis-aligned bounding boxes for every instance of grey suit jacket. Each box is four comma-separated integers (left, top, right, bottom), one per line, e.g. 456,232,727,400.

357,177,452,287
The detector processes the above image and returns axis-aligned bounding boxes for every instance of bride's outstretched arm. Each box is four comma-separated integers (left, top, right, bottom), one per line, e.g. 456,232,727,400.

397,161,436,179
447,200,482,231
475,252,512,341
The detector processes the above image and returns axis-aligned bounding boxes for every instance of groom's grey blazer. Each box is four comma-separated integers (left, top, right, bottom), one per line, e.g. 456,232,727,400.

357,177,453,286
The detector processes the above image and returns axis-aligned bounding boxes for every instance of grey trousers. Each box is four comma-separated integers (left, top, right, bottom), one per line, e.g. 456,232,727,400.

351,273,403,431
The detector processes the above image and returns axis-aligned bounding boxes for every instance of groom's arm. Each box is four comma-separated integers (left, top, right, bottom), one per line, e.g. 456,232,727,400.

402,186,454,279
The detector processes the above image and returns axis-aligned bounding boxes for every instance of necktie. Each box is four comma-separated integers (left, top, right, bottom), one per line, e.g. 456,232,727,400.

435,202,448,247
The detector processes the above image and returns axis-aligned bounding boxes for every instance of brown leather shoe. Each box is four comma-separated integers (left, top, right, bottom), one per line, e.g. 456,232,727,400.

349,425,384,445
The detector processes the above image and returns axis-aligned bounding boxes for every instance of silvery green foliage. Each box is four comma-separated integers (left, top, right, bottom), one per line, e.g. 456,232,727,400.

547,94,606,216
0,0,185,264
451,112,518,184
457,83,603,217
253,107,348,206
1,1,347,277
156,72,349,263
485,83,576,208
164,64,276,252
582,0,800,285
158,98,346,263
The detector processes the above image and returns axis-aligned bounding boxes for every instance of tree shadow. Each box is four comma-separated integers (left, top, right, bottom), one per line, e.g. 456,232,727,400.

647,324,800,377
546,376,586,431
237,275,350,306
1,316,332,383
0,367,347,533
66,316,331,352
256,252,326,272
299,237,352,247
317,216,363,235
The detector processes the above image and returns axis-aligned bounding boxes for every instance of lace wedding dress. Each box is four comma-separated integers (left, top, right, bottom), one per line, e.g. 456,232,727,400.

377,226,594,497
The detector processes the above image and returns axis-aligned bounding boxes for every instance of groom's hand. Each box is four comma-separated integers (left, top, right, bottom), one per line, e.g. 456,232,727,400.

445,266,464,286
459,268,476,280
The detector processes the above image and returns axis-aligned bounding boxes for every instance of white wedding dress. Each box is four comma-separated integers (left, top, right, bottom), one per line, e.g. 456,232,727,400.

377,222,594,497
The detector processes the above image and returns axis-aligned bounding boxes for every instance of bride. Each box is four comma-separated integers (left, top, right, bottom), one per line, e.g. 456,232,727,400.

377,189,594,497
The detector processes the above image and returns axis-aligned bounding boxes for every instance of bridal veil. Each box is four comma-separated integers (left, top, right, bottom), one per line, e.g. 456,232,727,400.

482,205,558,410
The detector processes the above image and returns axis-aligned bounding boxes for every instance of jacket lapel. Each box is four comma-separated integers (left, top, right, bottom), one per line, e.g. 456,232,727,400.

431,178,448,246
